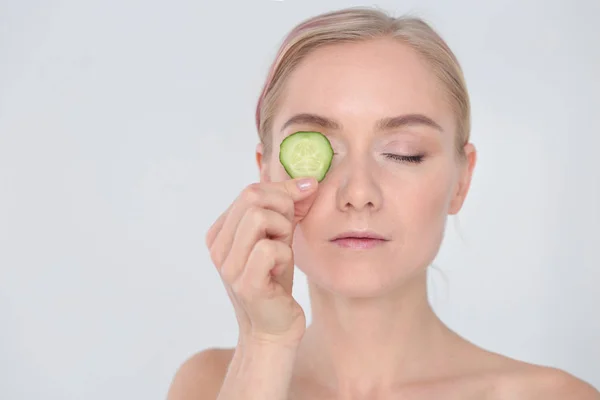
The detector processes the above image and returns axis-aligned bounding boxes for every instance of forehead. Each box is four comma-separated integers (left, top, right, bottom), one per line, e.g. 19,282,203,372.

273,38,454,136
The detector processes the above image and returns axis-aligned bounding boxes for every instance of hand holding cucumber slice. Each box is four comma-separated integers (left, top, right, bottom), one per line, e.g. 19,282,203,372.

279,131,333,182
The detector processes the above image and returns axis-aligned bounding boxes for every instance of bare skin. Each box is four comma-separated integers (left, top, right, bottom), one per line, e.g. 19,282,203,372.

167,38,600,399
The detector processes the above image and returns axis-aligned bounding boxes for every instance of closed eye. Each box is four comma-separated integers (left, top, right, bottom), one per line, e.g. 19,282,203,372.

383,153,424,164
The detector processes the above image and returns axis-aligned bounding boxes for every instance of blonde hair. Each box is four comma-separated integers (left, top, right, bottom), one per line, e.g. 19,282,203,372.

255,7,471,159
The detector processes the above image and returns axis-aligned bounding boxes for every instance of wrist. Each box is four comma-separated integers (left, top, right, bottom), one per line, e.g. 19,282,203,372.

241,333,303,352
236,336,300,369
218,338,298,400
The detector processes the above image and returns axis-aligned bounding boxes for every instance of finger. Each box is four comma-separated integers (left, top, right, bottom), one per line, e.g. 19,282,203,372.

253,184,296,222
271,177,319,224
205,203,232,249
209,183,295,268
219,207,292,285
233,239,293,299
273,177,318,202
270,254,295,295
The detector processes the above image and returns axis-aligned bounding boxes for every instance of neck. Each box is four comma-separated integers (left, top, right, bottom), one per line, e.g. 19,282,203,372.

296,271,454,396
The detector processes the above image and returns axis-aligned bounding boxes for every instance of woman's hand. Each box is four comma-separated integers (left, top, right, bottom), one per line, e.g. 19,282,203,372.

206,177,318,347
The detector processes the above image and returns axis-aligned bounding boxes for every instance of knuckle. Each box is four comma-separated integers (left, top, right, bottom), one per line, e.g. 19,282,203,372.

230,279,243,295
284,218,293,236
247,206,267,226
255,239,276,259
242,183,262,205
231,280,257,302
272,240,291,264
209,245,224,267
205,227,217,249
282,243,293,263
276,215,293,244
220,264,236,285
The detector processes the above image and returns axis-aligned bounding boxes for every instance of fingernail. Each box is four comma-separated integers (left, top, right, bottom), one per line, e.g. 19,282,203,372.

296,178,315,191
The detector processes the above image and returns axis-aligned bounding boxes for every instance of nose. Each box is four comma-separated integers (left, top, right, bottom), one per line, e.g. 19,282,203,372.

335,155,383,213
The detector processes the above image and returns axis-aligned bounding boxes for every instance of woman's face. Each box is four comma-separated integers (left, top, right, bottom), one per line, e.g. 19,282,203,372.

259,37,475,297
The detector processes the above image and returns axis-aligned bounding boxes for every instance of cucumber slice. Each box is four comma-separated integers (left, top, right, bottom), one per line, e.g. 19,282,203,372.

279,131,333,182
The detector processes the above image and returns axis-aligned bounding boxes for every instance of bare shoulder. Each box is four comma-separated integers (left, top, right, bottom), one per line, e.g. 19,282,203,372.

450,335,599,400
166,347,235,400
496,364,600,400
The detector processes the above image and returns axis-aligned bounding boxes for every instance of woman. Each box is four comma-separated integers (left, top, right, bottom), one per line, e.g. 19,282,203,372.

168,7,599,399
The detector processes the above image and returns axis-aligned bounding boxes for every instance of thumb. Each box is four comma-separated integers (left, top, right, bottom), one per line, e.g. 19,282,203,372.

280,177,319,223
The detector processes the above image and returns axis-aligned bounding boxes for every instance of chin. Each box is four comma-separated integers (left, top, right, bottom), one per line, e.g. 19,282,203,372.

295,250,419,299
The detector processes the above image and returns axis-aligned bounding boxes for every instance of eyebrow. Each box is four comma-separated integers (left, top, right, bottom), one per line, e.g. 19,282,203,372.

281,113,341,131
376,114,443,132
280,112,443,133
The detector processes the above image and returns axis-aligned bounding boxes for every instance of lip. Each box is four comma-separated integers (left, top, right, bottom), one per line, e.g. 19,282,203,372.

330,230,389,241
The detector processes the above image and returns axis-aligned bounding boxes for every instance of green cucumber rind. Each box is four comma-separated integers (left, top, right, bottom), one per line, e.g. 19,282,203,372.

279,131,333,182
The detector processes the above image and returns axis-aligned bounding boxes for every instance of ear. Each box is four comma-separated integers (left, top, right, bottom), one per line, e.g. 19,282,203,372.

449,143,477,215
255,143,271,183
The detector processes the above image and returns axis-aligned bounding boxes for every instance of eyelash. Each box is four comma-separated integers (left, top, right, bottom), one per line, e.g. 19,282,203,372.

331,153,425,164
383,153,425,164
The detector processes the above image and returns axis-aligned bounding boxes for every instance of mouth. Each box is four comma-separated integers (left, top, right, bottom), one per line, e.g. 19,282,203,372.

329,231,389,249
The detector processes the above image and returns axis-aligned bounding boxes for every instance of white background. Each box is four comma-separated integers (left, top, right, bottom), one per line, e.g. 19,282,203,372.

1,0,599,398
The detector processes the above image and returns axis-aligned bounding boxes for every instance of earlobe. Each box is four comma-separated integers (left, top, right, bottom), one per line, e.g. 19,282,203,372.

256,143,271,183
255,143,263,171
449,143,477,215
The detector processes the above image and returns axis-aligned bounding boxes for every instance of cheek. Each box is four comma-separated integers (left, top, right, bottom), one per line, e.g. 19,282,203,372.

267,153,290,182
291,225,318,276
289,193,334,272
399,166,455,236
